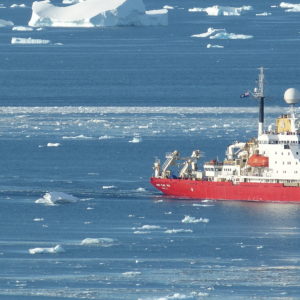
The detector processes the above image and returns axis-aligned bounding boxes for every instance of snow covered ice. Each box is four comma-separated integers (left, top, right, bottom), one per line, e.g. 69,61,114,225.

35,192,78,205
0,19,14,27
192,28,253,40
29,0,168,27
11,37,51,44
29,245,65,254
188,5,252,16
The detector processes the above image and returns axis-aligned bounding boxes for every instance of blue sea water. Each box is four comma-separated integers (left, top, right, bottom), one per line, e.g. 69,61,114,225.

0,0,300,299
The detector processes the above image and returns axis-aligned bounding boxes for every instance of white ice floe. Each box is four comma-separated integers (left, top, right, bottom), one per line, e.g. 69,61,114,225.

47,142,60,147
163,5,174,10
29,244,65,254
137,225,161,230
33,218,44,222
10,4,27,8
129,136,142,143
133,230,150,234
181,215,209,224
164,229,193,234
80,238,116,247
191,27,253,40
188,5,252,16
12,26,34,31
98,135,113,140
122,271,141,277
136,187,146,192
207,43,224,48
28,0,168,27
256,12,272,16
0,19,14,27
62,134,92,139
102,185,116,189
35,192,78,205
280,2,300,12
11,37,51,44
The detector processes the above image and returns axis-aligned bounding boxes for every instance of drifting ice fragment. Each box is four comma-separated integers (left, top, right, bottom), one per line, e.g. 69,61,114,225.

47,143,60,147
11,37,51,44
280,2,300,12
181,215,210,223
28,0,168,27
207,43,224,48
192,27,253,40
188,5,252,16
29,245,65,254
35,192,78,205
0,19,14,27
80,238,116,247
10,4,27,8
12,26,33,31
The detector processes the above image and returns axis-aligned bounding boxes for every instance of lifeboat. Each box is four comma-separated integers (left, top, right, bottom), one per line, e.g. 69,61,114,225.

247,154,269,167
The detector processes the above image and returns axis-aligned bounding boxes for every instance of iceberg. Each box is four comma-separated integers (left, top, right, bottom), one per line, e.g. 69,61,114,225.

35,192,78,205
188,5,252,16
280,2,300,12
11,37,51,44
191,27,253,40
0,19,14,27
28,0,168,27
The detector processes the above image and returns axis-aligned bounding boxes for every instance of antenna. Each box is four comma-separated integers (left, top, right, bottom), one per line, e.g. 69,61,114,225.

251,67,265,136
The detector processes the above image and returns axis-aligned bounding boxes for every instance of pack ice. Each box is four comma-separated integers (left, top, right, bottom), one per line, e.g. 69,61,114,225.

28,0,168,27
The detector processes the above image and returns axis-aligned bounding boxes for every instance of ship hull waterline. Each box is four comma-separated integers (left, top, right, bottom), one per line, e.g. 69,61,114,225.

151,177,300,202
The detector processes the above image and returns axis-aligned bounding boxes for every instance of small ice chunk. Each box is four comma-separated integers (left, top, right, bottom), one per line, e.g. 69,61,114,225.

122,271,141,277
129,136,141,143
11,37,51,44
99,135,113,140
188,5,252,16
280,2,300,12
33,218,44,222
10,4,27,8
29,244,65,254
192,27,253,40
164,229,193,234
163,5,174,10
12,26,33,31
0,19,14,27
133,231,150,234
181,215,209,223
207,43,224,48
256,12,272,16
137,225,160,230
136,187,146,192
35,192,78,205
80,238,116,247
47,142,60,147
102,185,116,189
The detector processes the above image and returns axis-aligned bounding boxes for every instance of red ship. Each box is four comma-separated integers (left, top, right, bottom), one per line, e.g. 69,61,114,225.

150,68,300,202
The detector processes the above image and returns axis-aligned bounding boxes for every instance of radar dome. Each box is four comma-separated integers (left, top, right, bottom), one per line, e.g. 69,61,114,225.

284,88,300,105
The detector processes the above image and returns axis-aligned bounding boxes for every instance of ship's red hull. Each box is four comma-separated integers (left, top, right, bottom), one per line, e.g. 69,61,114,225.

150,177,300,202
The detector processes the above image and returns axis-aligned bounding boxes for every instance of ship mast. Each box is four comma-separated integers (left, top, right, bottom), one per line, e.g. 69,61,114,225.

252,67,265,136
